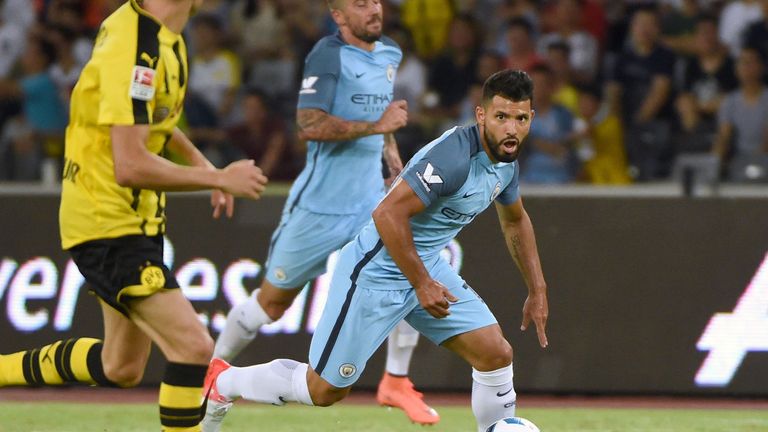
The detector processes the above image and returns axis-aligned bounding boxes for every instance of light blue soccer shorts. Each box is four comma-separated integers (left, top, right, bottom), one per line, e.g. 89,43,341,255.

308,242,498,388
264,206,371,289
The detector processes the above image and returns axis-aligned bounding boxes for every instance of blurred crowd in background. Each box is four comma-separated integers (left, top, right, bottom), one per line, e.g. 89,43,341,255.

2,0,768,185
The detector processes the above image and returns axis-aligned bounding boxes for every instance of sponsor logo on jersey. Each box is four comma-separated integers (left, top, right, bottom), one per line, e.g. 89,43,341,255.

350,93,393,105
130,66,156,101
299,76,319,95
416,163,443,192
441,207,477,223
386,64,395,82
140,52,158,68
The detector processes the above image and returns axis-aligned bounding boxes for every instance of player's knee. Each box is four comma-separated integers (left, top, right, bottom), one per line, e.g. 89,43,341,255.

310,387,349,407
262,301,291,321
103,360,145,388
259,294,297,321
477,339,513,371
185,331,215,364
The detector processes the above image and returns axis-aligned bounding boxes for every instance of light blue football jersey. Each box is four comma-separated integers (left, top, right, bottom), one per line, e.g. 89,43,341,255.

352,124,521,289
287,32,402,215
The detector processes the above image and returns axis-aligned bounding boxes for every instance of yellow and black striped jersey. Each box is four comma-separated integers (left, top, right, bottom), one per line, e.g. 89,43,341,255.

60,0,188,249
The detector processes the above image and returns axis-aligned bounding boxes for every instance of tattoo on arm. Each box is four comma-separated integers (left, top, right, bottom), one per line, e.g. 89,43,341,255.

297,109,377,142
510,234,522,265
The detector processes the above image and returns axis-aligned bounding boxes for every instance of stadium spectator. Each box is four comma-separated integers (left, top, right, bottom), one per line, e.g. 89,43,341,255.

659,0,701,55
0,1,27,137
718,0,763,56
229,0,296,105
676,14,737,151
224,89,297,181
390,24,429,160
487,0,540,54
521,63,576,184
0,35,67,181
502,17,542,73
573,84,631,184
712,47,768,179
188,14,241,125
426,13,481,122
457,50,506,126
606,6,677,180
230,0,287,60
544,41,579,115
47,24,84,114
0,3,27,81
399,0,454,59
232,89,295,179
280,0,325,93
580,0,608,48
2,0,35,31
192,0,232,27
44,0,94,66
742,0,768,71
538,0,600,84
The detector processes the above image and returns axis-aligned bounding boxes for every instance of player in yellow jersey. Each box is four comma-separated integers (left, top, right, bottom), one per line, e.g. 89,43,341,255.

0,1,267,431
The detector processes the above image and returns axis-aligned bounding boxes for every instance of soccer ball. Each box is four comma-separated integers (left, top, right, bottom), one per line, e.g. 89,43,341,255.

486,417,540,432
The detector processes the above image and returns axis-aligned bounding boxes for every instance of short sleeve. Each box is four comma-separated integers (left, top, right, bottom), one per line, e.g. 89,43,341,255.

96,19,159,126
495,164,520,205
297,39,341,113
401,134,470,207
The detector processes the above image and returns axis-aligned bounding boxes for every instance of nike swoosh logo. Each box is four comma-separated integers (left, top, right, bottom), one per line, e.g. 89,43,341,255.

463,191,477,198
355,72,366,78
496,388,513,397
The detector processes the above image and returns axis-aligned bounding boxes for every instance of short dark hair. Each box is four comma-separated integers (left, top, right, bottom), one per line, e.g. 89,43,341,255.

482,69,534,105
506,17,534,35
696,13,719,27
546,40,571,56
193,13,223,31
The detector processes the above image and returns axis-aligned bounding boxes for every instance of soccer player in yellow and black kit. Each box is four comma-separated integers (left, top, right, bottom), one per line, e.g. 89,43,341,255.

0,1,267,431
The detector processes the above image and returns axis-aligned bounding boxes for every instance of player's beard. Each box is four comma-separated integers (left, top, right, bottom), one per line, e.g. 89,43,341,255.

484,128,521,163
353,16,383,43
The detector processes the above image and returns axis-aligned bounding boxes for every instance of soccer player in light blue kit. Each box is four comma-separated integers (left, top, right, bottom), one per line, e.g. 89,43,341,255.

203,69,550,432
209,0,439,427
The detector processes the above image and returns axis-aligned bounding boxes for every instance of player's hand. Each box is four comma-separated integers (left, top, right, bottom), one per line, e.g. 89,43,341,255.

374,100,408,134
220,159,268,199
415,278,458,319
383,142,403,188
521,291,549,348
211,189,234,219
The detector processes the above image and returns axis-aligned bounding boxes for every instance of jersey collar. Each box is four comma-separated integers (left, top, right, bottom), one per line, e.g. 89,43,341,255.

130,0,182,42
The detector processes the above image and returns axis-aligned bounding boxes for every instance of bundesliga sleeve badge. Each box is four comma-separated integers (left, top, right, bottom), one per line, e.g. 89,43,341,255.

130,65,156,101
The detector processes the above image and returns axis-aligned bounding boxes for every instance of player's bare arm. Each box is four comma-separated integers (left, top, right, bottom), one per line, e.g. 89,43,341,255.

168,127,236,218
296,100,407,142
111,124,267,199
383,132,404,176
373,180,458,319
495,198,549,348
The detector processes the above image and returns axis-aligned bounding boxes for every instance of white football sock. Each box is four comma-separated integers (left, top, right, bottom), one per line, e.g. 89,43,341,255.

384,320,419,376
213,289,273,361
471,364,516,432
216,359,314,406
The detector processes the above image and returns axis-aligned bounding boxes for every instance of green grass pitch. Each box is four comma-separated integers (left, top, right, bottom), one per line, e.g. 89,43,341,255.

1,402,768,432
